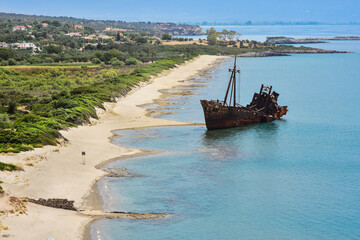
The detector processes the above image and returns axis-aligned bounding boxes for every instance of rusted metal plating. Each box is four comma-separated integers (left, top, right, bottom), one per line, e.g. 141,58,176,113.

200,57,288,130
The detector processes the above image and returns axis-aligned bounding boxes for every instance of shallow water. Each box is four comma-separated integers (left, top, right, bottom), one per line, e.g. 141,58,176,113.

182,24,360,42
90,28,360,240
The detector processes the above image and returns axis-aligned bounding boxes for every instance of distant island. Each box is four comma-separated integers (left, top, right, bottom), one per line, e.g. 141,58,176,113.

266,36,360,44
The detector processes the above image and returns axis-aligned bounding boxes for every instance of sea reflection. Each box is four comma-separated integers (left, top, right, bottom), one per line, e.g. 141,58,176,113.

200,122,281,162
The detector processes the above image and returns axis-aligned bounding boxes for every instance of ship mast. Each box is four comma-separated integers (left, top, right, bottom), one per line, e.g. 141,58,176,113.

223,56,240,107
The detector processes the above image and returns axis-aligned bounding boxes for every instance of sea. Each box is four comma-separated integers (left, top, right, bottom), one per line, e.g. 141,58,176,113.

90,25,360,240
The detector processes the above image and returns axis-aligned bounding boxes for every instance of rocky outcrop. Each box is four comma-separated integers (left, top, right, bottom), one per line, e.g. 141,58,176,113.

266,37,327,44
26,198,77,211
305,36,360,41
266,36,360,44
238,52,289,57
155,23,203,36
80,209,170,219
275,49,349,53
237,49,348,58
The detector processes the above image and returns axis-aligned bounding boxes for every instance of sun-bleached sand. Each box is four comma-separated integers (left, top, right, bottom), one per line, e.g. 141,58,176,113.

0,55,228,239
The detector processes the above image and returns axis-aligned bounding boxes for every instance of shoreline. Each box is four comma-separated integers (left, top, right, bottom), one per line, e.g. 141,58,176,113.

0,55,229,239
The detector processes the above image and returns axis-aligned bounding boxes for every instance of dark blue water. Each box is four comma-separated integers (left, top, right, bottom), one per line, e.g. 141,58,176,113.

90,27,360,240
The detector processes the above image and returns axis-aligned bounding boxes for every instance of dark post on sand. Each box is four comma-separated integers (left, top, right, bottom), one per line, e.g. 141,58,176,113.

82,151,86,165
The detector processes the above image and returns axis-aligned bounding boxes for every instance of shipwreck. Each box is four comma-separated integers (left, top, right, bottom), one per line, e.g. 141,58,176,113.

200,56,288,130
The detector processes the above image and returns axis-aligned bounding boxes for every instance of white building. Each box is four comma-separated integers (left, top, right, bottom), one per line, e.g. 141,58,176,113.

12,25,26,31
0,42,9,48
11,42,41,51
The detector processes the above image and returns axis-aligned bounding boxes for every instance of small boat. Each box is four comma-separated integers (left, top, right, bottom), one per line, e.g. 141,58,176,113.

200,56,288,130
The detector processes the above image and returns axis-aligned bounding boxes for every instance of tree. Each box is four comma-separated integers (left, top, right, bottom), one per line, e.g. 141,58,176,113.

150,49,157,63
235,32,242,41
221,29,229,40
104,49,123,61
228,30,237,40
51,20,61,27
220,29,238,41
206,27,220,45
134,37,147,44
45,45,62,54
161,34,172,41
116,32,121,41
0,48,15,61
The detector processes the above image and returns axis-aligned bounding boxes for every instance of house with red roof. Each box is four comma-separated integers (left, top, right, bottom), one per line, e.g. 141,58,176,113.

12,26,26,31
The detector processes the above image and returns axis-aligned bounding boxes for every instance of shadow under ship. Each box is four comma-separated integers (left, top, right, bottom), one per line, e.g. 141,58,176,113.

200,57,288,130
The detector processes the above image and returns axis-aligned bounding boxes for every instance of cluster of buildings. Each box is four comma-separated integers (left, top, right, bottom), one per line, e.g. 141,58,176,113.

12,23,50,32
0,42,41,51
65,32,82,37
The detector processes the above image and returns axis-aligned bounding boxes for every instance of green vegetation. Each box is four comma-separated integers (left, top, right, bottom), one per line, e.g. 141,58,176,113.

161,33,172,41
205,27,242,45
0,162,20,171
0,57,192,155
0,12,332,173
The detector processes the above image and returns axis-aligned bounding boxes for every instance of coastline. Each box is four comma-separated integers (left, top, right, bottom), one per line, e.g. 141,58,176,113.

0,55,229,239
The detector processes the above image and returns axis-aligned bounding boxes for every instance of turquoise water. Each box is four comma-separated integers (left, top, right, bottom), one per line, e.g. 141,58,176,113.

181,24,360,41
90,28,360,240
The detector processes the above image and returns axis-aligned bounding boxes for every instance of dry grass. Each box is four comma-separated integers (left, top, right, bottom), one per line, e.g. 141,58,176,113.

0,194,28,217
1,64,100,71
162,40,208,46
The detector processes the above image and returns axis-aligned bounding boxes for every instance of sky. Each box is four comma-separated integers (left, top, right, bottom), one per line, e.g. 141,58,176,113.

1,0,360,23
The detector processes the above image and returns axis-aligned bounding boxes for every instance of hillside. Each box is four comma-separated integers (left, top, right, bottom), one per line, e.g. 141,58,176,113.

0,12,203,36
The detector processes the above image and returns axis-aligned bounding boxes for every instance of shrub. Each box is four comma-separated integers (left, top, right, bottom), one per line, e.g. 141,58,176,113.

125,57,142,66
0,113,11,129
0,162,20,171
8,100,16,114
110,57,124,66
43,57,54,63
8,58,17,66
91,58,102,64
0,114,10,122
0,60,8,66
53,98,78,109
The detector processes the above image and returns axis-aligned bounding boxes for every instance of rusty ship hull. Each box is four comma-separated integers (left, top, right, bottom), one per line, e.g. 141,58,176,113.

200,57,287,130
200,99,287,130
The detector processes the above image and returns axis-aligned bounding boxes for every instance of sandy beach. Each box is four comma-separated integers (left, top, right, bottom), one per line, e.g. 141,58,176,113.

0,55,228,239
